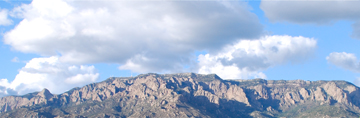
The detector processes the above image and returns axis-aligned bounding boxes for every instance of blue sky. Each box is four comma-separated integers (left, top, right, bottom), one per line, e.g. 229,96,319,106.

0,0,360,96
247,1,360,81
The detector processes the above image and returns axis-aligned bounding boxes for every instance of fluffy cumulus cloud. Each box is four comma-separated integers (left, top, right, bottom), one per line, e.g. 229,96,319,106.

326,52,360,73
4,0,263,73
0,8,12,25
0,56,99,97
0,79,17,97
260,0,360,39
198,35,317,79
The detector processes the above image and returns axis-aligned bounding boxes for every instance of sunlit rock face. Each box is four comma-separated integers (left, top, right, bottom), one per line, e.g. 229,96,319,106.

0,73,360,117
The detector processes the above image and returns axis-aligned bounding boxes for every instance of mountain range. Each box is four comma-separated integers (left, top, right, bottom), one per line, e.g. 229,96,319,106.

0,73,360,118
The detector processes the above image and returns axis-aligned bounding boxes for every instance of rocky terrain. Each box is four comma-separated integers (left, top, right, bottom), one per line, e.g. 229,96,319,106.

0,73,360,118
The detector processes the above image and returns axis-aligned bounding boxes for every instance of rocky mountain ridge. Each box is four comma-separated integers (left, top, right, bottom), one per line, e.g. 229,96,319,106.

0,73,360,117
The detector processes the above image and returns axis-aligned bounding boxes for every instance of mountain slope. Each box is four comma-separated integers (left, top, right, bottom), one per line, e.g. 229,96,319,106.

0,73,360,117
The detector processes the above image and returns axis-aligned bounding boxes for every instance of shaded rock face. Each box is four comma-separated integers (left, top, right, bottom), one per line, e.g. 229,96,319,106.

0,73,360,118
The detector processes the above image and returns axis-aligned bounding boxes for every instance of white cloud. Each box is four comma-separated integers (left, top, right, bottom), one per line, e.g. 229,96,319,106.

260,1,360,24
4,0,263,73
11,57,19,62
260,1,360,39
326,52,360,73
0,79,17,97
0,8,12,26
198,35,317,79
198,54,267,79
352,22,360,39
0,56,99,97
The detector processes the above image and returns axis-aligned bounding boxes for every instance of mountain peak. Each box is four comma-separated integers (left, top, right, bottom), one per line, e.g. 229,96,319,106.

0,73,359,117
163,73,222,82
134,73,222,82
37,88,53,99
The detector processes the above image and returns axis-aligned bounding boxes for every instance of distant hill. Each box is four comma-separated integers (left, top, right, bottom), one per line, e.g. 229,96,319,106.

0,73,360,118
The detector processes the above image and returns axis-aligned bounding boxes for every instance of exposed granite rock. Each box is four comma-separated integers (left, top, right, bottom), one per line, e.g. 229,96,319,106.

0,73,359,118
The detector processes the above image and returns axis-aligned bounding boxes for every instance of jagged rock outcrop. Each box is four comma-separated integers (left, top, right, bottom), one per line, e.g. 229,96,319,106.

0,73,360,117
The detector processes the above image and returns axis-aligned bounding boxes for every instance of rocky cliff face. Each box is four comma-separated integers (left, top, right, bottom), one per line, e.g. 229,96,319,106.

0,73,360,118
